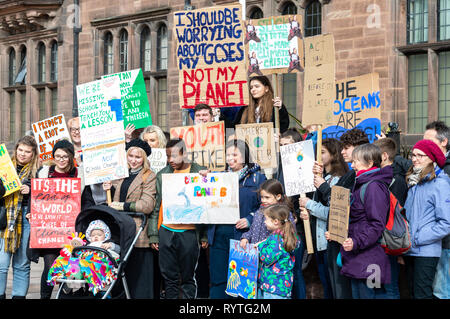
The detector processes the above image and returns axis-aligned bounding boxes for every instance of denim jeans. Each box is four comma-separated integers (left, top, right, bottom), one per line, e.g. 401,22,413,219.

258,288,289,299
292,239,306,299
433,249,450,299
384,255,400,299
350,278,386,299
0,208,31,297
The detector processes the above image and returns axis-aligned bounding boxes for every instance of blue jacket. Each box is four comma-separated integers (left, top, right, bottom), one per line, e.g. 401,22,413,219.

207,165,266,245
404,168,450,257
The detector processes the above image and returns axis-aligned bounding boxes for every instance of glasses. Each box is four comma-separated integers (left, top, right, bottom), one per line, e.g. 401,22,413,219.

410,153,428,160
70,128,80,133
54,155,69,161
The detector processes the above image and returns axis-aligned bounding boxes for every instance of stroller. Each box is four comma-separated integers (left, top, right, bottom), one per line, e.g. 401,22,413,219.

53,205,147,299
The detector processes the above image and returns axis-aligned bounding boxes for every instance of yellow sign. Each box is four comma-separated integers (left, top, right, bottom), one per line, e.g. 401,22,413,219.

0,144,22,196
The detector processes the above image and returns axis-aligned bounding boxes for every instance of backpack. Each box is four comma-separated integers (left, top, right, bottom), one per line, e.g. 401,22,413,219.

360,180,411,256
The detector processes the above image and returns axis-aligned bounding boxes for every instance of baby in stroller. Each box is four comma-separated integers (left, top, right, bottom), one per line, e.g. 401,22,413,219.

47,220,121,296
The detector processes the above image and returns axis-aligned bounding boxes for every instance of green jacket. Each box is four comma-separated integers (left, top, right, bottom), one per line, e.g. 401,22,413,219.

147,162,207,244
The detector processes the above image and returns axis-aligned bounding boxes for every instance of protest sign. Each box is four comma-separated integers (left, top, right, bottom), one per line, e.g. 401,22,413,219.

170,121,226,171
102,69,152,129
148,148,167,174
174,4,249,108
280,140,315,196
225,239,258,299
323,73,381,143
235,122,277,169
161,173,239,224
245,14,304,75
32,114,71,162
29,178,81,248
302,33,336,127
328,186,350,245
0,144,21,196
77,79,128,185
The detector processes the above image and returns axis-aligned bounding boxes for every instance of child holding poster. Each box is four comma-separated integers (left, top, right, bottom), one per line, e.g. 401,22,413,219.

257,204,299,299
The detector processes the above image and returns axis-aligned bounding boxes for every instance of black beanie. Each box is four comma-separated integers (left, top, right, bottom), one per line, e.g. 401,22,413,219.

126,138,152,157
52,139,75,157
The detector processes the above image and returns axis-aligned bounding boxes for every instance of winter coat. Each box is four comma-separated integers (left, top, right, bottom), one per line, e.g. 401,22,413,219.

339,166,392,285
404,168,450,257
233,104,290,134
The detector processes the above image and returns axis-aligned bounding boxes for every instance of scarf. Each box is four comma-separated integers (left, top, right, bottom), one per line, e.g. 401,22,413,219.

2,163,31,253
407,166,423,187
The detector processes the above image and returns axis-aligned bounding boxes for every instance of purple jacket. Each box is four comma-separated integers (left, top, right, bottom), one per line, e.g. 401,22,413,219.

340,166,392,284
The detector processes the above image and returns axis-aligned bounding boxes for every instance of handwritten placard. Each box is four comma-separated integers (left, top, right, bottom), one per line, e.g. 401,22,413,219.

245,14,304,75
148,148,167,174
32,114,71,162
225,239,258,299
280,140,315,196
0,144,21,196
161,173,239,224
170,121,226,171
29,178,81,248
328,186,350,245
174,4,249,108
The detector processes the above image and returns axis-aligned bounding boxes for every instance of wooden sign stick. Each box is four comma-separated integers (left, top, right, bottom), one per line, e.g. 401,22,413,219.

107,190,112,205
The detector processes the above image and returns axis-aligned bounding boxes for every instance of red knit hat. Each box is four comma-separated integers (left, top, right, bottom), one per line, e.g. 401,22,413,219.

412,139,446,168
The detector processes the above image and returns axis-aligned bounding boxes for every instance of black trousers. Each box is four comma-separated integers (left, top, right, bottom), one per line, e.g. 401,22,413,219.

40,250,59,299
158,227,199,299
326,241,352,299
404,256,439,299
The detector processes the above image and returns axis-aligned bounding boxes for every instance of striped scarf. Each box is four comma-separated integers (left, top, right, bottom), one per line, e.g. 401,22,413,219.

1,164,31,253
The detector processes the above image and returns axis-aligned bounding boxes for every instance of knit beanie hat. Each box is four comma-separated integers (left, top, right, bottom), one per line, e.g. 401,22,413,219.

412,139,446,168
86,220,111,242
52,139,75,157
126,138,152,157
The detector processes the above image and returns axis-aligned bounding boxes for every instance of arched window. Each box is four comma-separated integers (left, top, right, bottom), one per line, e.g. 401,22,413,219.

8,48,16,86
249,7,263,19
140,26,151,72
15,46,27,85
38,42,46,83
157,24,168,70
104,32,114,75
50,41,58,82
282,1,298,15
119,29,128,71
305,0,322,37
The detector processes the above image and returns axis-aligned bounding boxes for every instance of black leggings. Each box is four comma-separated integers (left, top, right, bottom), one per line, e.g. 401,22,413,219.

40,251,59,299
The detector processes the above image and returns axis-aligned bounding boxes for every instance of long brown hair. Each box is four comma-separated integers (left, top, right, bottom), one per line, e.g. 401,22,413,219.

241,76,274,124
322,138,349,177
406,162,437,183
12,135,40,178
258,179,293,211
263,204,298,253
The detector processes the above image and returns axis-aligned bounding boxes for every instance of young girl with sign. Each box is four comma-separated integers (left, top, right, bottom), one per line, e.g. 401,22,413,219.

0,136,39,299
240,179,295,249
233,76,290,134
257,204,299,299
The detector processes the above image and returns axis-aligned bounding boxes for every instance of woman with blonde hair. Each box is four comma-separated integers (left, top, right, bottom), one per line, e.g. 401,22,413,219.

103,138,157,298
140,125,167,149
0,135,39,299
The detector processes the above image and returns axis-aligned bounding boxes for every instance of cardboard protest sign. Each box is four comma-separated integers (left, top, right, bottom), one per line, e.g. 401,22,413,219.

102,69,152,129
174,4,249,108
170,121,226,171
161,173,239,224
323,73,381,143
302,33,336,127
235,123,277,169
32,114,71,162
245,14,304,75
328,186,350,245
77,79,128,185
148,148,167,174
0,144,21,196
280,140,315,196
29,178,81,248
225,239,258,299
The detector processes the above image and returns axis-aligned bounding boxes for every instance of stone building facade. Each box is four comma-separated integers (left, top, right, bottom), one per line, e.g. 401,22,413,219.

1,0,449,149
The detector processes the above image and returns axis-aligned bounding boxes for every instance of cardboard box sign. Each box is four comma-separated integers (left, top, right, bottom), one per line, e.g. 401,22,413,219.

328,186,350,245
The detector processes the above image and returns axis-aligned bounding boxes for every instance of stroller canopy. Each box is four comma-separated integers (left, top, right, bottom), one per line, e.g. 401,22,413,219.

75,205,137,259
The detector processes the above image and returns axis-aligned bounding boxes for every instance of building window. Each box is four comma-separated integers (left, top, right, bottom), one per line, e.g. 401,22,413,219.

104,32,114,75
119,29,128,72
248,7,263,19
51,88,58,115
9,92,15,140
9,48,16,86
407,0,428,44
282,1,297,15
50,41,58,82
439,51,450,123
305,0,322,37
38,89,46,120
157,77,167,131
15,47,27,85
439,0,450,41
20,90,26,136
141,27,151,72
157,24,168,70
37,42,46,83
408,54,428,134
